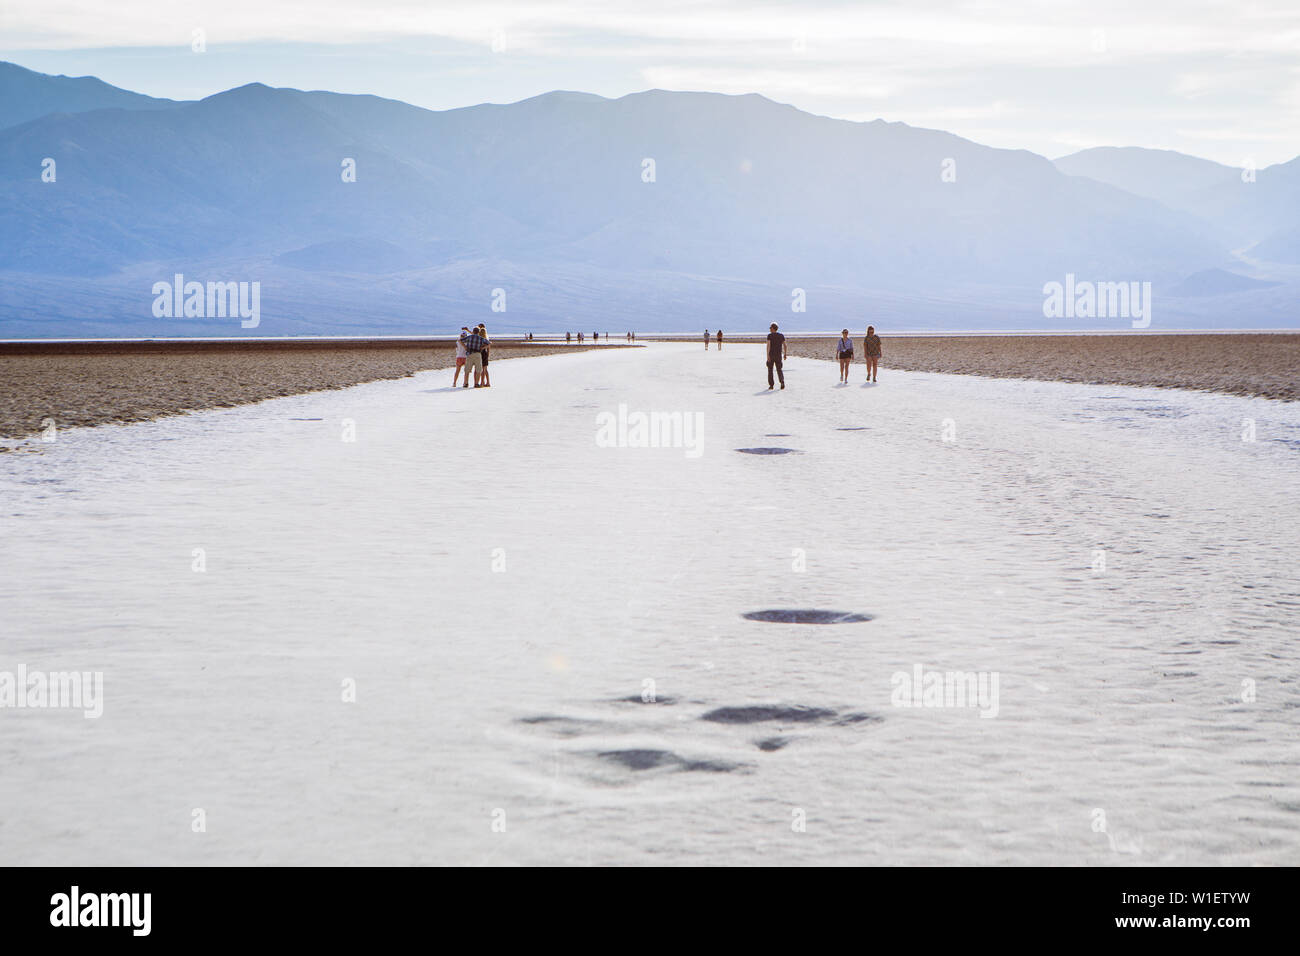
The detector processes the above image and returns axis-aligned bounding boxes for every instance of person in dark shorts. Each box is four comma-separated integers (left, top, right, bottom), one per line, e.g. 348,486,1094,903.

716,329,723,349
766,323,786,389
837,328,854,383
478,324,491,387
863,325,882,383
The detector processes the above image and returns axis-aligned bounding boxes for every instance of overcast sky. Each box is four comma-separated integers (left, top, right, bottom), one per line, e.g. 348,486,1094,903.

3,0,1297,166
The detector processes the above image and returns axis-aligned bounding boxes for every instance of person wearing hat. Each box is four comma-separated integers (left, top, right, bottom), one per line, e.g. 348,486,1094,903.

836,328,854,383
452,327,470,386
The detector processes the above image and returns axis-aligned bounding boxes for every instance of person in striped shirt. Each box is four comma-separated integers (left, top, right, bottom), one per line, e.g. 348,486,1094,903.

460,327,488,388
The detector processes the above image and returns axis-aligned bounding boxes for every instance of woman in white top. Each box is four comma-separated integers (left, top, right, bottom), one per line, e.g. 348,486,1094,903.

836,329,854,383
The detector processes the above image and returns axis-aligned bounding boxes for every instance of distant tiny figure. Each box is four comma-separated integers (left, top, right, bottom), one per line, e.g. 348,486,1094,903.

863,326,882,383
766,323,786,390
453,326,470,386
578,332,584,343
593,331,598,342
836,328,854,383
631,332,636,341
626,331,631,342
566,331,572,343
704,329,710,350
716,329,723,349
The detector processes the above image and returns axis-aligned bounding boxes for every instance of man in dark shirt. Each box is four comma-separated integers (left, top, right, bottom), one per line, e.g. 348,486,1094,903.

766,323,787,390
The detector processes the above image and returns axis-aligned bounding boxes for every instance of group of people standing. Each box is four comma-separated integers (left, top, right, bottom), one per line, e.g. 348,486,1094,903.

451,323,882,391
454,324,492,388
837,326,882,383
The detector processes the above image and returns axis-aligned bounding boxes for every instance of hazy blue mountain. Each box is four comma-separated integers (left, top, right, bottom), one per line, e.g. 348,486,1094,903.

0,61,182,131
1054,147,1240,212
1055,146,1300,259
1168,268,1280,297
0,64,1295,336
1249,222,1300,264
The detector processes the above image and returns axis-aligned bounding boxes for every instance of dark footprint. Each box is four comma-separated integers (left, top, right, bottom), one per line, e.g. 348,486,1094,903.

836,427,868,431
833,712,883,726
736,447,799,455
743,609,874,624
595,749,738,773
612,695,678,705
756,737,790,752
701,705,837,725
517,715,602,737
764,433,792,437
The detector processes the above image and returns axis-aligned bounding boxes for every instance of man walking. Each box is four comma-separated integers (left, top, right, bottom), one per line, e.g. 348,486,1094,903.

766,323,787,390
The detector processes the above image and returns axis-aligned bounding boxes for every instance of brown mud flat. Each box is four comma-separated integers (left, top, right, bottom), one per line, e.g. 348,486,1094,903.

0,340,627,441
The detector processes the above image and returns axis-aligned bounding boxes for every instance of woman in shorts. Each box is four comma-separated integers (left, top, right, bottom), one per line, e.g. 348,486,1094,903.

836,328,854,383
453,327,469,386
863,325,881,383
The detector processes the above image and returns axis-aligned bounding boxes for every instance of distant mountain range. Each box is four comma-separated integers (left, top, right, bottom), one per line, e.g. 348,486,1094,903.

0,61,181,131
0,61,1295,336
1054,146,1300,256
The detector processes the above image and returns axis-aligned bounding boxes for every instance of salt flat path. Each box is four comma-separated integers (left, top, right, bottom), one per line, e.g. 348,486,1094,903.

2,342,1298,865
